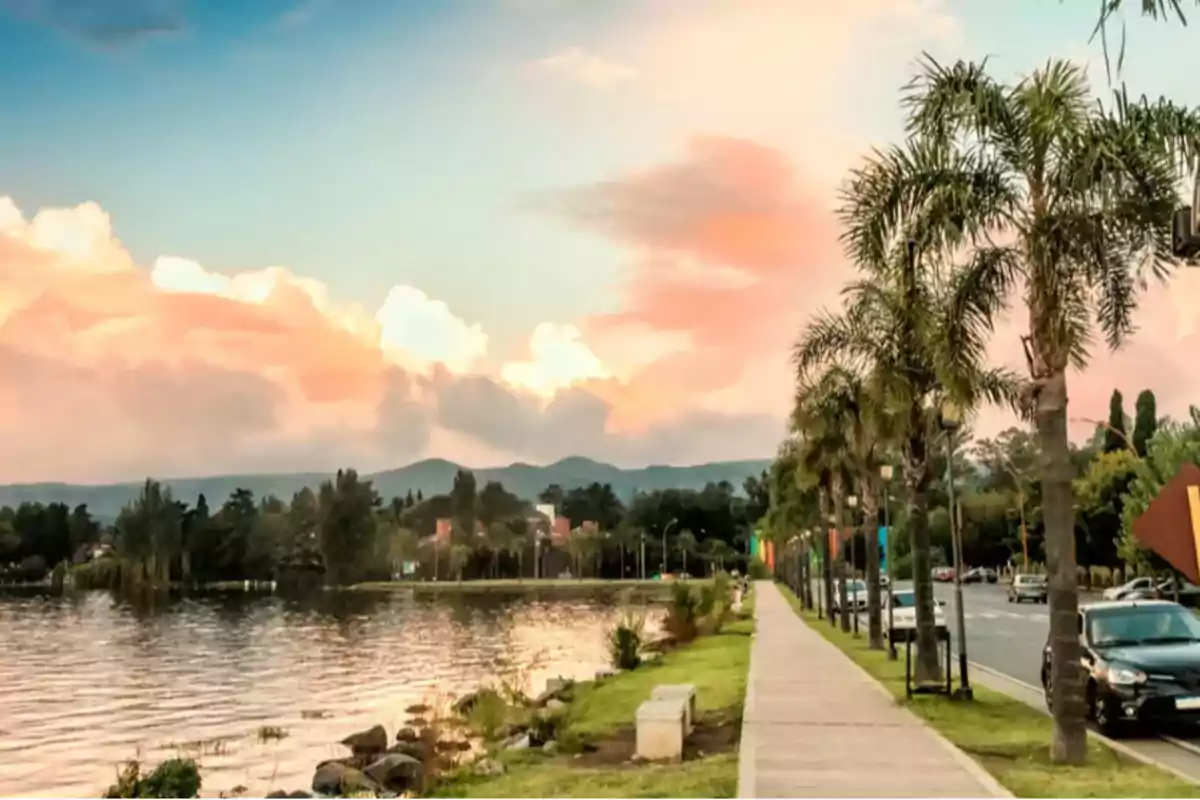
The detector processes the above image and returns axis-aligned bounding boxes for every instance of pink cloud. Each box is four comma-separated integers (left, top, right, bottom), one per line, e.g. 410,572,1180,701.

552,136,845,425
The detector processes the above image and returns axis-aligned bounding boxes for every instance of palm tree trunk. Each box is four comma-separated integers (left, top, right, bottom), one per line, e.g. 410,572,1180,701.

1035,359,1087,764
619,546,625,578
905,423,942,684
863,484,884,650
833,480,851,633
682,550,688,576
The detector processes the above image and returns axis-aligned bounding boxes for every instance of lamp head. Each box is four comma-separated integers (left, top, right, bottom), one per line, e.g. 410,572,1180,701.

880,464,894,481
940,397,963,431
847,495,858,508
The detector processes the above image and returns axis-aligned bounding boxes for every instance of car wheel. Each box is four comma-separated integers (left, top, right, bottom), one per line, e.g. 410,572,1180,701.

1008,596,1014,603
1092,692,1123,738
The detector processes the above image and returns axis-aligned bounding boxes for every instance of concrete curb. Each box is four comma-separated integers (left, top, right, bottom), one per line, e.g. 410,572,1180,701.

735,582,764,799
969,661,1200,786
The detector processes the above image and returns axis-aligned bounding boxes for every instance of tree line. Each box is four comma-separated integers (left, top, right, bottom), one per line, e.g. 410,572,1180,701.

759,50,1200,770
0,468,769,587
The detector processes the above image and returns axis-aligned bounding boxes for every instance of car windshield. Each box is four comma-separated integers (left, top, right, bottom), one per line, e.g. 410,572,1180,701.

891,591,914,608
1016,575,1045,586
846,580,866,592
1088,605,1200,647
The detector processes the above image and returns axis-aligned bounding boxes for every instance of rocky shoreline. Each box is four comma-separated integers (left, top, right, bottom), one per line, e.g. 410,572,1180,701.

263,672,596,798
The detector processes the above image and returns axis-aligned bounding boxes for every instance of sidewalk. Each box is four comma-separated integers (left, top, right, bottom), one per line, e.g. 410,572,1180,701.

737,582,1010,798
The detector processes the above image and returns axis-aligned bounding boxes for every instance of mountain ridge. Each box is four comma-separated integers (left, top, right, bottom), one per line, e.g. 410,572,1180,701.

0,457,772,521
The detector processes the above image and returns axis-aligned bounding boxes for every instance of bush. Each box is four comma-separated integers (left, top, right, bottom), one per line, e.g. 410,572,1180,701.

607,613,644,671
663,582,699,644
72,557,122,589
747,560,771,580
104,759,201,798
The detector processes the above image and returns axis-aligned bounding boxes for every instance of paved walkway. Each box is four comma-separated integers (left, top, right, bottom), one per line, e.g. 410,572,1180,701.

737,582,1010,798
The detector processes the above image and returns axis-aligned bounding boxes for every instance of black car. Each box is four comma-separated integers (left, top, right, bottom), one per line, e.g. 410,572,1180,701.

1041,600,1200,735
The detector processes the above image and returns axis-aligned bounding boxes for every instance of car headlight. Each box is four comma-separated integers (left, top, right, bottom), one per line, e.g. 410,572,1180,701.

1098,661,1147,686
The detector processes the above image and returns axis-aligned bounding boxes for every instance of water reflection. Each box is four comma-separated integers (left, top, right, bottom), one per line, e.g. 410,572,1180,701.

0,588,636,798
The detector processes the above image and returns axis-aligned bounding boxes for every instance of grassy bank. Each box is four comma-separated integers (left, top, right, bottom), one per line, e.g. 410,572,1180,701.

432,598,754,798
776,585,1200,798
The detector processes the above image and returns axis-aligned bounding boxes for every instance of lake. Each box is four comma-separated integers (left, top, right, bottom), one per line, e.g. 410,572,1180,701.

0,587,644,797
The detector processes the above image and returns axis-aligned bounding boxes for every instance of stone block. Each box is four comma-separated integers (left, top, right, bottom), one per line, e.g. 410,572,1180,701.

650,683,697,734
635,698,686,762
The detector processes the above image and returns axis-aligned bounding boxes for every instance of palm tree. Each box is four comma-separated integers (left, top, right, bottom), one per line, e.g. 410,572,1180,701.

610,524,639,578
798,366,899,650
799,135,1019,677
792,371,860,634
677,530,698,576
859,56,1200,762
1094,0,1200,78
500,518,528,580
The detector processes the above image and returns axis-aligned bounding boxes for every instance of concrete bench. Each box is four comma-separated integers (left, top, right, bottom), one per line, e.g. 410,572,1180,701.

650,683,697,734
635,697,687,762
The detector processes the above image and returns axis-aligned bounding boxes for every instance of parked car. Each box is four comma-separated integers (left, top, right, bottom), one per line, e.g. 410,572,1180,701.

963,568,984,584
1008,573,1047,603
832,579,868,612
1041,600,1200,736
1125,578,1200,608
1103,577,1156,601
883,589,949,644
933,567,955,582
982,568,999,584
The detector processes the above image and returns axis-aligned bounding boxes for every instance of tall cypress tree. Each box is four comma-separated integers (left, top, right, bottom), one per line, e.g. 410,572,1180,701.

1132,389,1158,457
1104,389,1127,453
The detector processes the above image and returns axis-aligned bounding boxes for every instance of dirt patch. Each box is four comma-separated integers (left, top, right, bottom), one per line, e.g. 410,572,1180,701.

566,710,741,769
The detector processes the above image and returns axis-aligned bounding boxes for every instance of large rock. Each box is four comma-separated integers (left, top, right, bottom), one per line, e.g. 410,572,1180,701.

395,726,420,743
311,761,378,796
364,752,423,792
340,724,388,759
388,739,432,762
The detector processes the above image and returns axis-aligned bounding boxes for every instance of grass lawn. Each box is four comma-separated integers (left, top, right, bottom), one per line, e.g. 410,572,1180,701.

776,585,1200,798
430,598,754,798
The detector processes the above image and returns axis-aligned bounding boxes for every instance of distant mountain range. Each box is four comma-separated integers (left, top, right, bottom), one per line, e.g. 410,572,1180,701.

0,456,773,521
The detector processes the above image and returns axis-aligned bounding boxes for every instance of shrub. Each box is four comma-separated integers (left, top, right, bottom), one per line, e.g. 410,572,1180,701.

105,759,201,798
662,582,699,644
72,557,122,589
607,618,643,671
465,689,509,740
747,560,771,580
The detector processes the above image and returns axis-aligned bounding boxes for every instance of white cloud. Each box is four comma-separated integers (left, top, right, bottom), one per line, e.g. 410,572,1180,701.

530,47,639,89
375,285,488,374
501,322,609,396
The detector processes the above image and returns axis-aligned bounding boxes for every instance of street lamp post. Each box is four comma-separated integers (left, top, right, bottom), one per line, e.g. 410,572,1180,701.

847,494,860,637
881,464,896,660
941,398,972,700
661,518,678,577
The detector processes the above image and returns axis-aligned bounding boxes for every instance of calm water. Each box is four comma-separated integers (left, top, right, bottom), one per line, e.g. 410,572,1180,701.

0,588,640,798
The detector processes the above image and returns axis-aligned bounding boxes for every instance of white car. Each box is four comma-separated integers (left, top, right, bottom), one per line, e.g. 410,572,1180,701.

1103,576,1155,601
884,589,949,644
832,579,868,612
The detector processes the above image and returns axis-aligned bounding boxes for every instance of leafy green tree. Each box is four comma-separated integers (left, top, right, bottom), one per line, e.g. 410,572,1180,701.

1133,389,1159,457
318,469,381,584
1074,450,1139,568
677,530,698,577
1120,408,1200,571
450,470,478,538
1104,390,1128,453
897,55,1199,762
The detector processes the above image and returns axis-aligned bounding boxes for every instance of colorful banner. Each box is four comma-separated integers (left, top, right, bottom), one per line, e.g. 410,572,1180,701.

879,526,889,573
828,527,839,559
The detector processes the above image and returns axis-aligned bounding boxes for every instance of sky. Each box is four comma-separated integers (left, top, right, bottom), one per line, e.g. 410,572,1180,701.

2,0,1200,484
